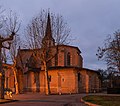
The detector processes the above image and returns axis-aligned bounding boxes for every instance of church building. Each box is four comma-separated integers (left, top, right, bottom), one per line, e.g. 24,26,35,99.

5,13,101,94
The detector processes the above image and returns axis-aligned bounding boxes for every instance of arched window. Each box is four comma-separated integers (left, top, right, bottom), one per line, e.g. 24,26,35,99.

67,52,71,66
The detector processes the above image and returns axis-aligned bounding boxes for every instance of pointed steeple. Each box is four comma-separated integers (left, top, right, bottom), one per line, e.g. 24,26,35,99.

42,12,55,47
45,13,52,39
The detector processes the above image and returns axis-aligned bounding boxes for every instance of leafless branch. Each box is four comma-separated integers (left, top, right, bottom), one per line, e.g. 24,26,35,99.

97,30,120,72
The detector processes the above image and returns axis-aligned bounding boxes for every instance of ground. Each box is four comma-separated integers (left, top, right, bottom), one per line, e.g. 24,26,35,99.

2,93,88,106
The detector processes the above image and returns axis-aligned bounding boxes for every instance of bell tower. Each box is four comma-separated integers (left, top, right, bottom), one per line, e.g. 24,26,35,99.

42,13,55,47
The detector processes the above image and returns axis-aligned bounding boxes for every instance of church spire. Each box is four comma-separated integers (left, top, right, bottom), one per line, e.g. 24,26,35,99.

42,12,55,47
45,13,52,38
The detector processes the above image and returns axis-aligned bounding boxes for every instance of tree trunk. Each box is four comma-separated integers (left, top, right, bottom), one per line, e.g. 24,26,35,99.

12,67,19,94
44,61,50,95
0,71,5,99
0,48,4,99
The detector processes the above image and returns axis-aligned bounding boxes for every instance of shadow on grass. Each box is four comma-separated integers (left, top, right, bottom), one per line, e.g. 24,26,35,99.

82,95,120,106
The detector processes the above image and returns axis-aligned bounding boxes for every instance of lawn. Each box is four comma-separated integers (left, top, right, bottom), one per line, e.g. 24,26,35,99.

82,95,120,106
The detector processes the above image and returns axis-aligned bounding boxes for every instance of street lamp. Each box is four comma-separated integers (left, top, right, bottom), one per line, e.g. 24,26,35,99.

0,32,15,99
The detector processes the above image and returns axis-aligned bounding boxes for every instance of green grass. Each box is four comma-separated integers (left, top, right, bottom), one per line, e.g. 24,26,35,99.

83,95,120,106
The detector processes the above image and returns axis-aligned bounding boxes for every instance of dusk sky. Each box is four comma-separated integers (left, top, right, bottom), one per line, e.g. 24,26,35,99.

1,0,120,70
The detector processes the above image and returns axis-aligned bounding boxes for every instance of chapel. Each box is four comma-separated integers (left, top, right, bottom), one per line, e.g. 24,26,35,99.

4,13,101,94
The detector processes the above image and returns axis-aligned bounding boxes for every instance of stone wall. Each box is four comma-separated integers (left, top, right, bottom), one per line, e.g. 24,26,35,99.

79,69,101,93
40,68,78,94
22,68,101,94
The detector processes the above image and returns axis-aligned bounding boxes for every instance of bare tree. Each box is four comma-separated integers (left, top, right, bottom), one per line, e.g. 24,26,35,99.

0,8,19,98
96,30,120,72
24,10,70,95
0,32,15,99
4,11,21,94
25,10,70,49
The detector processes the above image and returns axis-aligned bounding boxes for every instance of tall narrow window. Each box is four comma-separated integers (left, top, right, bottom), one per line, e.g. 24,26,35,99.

67,52,71,66
49,75,51,82
78,73,80,81
55,54,58,66
47,60,52,67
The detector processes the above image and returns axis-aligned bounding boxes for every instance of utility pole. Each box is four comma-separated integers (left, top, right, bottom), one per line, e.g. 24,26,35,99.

0,32,15,99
